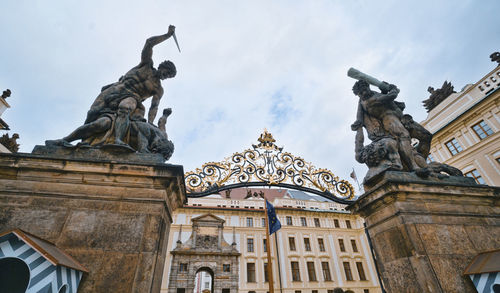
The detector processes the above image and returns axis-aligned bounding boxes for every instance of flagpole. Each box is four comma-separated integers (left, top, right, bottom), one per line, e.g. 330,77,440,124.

264,198,275,293
274,230,283,293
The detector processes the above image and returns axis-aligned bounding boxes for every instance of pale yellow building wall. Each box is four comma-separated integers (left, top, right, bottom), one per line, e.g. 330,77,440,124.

421,66,500,186
160,195,381,293
0,96,10,117
0,143,10,153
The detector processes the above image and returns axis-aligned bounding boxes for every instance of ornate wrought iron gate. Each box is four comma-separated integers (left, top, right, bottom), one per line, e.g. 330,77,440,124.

185,130,355,204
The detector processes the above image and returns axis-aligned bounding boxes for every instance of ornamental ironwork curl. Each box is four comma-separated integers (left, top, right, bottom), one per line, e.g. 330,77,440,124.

185,131,355,203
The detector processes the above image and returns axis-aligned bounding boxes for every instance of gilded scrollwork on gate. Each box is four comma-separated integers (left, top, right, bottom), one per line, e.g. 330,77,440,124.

185,130,355,202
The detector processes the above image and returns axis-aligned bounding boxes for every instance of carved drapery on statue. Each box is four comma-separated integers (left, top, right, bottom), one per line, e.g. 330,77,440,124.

348,68,465,185
185,130,355,203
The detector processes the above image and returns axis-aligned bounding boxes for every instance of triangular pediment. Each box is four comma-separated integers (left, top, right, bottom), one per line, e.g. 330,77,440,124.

191,213,225,224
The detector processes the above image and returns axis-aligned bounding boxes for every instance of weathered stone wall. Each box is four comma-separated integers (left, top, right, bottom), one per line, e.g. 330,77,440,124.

0,152,185,292
349,172,500,293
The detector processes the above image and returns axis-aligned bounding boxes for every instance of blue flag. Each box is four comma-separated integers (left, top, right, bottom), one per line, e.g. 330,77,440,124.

266,200,282,234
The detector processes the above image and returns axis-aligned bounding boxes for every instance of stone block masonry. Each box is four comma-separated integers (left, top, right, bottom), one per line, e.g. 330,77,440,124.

349,171,500,293
0,152,186,292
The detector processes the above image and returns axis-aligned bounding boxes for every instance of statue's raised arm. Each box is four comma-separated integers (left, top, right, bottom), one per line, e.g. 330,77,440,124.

45,28,178,162
140,25,176,65
347,68,464,185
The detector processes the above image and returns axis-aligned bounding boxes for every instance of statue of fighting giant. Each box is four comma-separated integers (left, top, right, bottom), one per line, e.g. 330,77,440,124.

348,68,463,182
47,25,179,160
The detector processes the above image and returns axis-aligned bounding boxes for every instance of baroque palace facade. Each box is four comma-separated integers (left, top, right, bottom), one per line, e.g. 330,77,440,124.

420,58,500,185
160,188,381,293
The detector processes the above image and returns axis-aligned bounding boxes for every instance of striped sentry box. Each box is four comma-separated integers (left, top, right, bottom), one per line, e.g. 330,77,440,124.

0,229,88,293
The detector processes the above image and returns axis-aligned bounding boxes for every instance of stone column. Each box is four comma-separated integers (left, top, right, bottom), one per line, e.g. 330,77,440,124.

0,152,186,293
348,171,500,293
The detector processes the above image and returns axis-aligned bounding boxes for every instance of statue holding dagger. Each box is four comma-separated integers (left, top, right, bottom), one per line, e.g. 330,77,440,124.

46,25,181,160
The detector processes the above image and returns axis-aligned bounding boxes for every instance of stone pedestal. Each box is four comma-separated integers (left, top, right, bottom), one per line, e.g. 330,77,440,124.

348,171,500,293
0,151,186,292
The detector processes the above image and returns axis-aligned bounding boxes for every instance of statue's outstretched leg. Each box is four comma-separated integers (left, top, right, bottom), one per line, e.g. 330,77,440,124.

46,117,111,146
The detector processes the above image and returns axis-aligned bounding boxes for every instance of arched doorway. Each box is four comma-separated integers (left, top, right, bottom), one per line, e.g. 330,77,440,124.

194,267,214,293
0,257,30,293
58,284,68,293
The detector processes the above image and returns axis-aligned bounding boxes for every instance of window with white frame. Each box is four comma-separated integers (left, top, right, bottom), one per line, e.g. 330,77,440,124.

472,120,494,139
246,217,253,227
445,138,463,155
465,169,486,184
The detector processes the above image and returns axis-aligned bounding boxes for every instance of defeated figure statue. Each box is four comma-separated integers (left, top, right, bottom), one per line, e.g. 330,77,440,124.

46,26,178,160
348,68,464,183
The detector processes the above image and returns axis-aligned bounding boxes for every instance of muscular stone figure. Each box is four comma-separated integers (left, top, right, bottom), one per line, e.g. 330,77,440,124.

348,71,464,183
352,80,419,171
53,25,177,147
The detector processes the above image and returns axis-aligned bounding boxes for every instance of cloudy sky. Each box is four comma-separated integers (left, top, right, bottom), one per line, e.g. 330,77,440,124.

1,0,498,194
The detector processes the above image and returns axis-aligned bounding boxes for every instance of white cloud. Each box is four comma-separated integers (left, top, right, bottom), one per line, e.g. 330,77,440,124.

0,0,498,195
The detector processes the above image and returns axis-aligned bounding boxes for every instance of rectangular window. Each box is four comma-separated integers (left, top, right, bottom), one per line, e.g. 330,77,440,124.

364,290,370,293
334,219,340,228
295,291,301,293
291,261,301,281
356,262,367,281
286,216,293,225
312,291,318,293
472,120,494,139
343,262,353,281
262,218,266,227
465,169,486,184
247,263,256,282
263,239,267,253
351,239,358,252
222,289,230,293
264,263,269,282
445,138,463,155
289,237,296,251
247,238,254,252
338,239,346,252
321,261,332,281
314,218,320,227
177,289,185,293
304,238,311,251
223,264,230,272
318,238,325,252
301,217,307,227
307,262,317,281
246,217,253,227
346,220,352,229
179,263,188,272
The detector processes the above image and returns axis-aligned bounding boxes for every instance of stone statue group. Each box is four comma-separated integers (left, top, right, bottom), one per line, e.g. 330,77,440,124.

348,68,462,183
44,25,465,182
47,26,178,160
